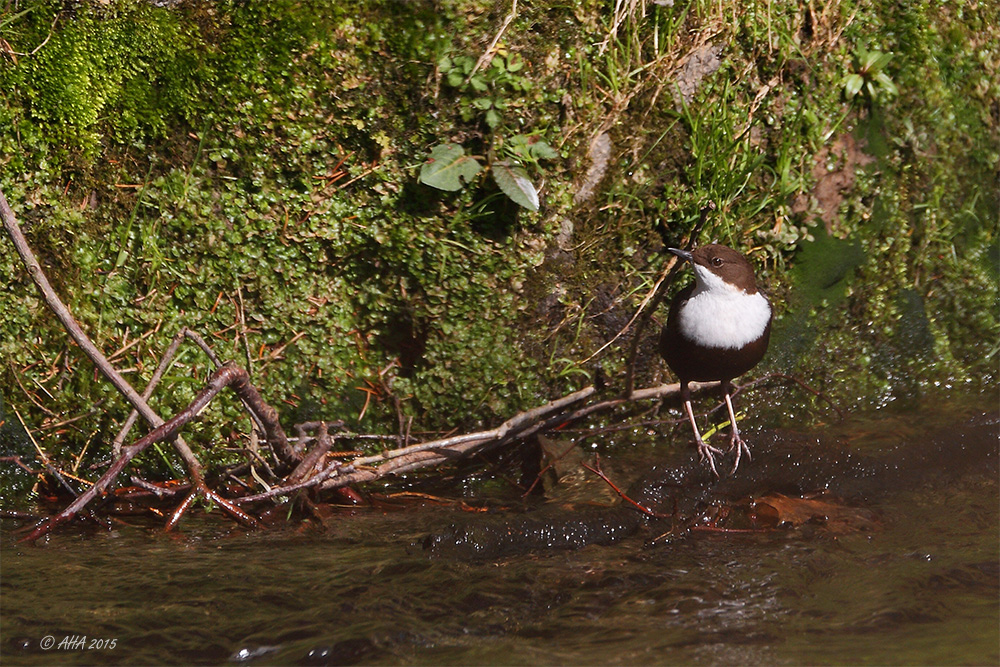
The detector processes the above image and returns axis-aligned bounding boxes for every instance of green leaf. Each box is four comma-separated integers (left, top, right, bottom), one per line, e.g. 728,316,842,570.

419,144,482,191
493,161,539,211
866,51,893,72
844,74,864,99
529,140,560,160
485,108,501,129
875,72,898,96
472,97,494,110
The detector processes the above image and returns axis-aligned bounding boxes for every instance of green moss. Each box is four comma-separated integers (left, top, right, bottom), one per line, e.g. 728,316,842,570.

0,0,996,498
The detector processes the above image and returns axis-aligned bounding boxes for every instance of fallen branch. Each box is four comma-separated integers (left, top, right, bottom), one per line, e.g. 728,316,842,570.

309,381,739,492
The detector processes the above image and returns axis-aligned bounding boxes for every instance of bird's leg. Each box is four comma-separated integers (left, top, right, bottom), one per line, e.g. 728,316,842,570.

722,380,752,474
680,382,723,478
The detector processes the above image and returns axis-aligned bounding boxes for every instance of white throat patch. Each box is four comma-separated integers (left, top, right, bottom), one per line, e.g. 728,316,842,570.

678,266,771,350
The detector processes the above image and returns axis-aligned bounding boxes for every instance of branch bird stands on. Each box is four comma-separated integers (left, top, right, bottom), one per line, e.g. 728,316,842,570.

660,244,772,477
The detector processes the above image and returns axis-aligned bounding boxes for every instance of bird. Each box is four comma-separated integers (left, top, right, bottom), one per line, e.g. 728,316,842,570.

659,244,772,477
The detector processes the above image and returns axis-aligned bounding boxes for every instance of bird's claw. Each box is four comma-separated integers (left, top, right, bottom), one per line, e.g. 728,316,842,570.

696,435,752,478
697,440,724,478
728,433,752,475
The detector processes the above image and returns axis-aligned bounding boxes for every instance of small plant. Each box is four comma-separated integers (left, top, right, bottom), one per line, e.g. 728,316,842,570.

842,47,898,105
419,143,483,192
439,51,528,130
419,50,558,212
420,132,558,211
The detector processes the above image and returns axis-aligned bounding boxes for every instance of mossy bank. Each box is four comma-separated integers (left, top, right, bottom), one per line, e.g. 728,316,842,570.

1,0,996,498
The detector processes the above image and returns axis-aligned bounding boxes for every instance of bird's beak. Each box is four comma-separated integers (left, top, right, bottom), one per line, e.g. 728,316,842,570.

668,247,693,262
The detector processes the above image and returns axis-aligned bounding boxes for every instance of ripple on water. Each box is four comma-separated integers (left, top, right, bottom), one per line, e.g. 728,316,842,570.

2,406,997,665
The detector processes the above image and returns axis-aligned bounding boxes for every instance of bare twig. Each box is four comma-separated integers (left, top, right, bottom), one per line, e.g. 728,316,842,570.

235,458,344,504
466,0,518,84
2,191,297,537
0,456,41,474
287,421,333,484
311,381,719,493
577,252,680,365
348,385,597,468
165,490,198,530
1,189,205,477
129,476,186,498
110,326,250,459
623,203,711,395
182,328,223,367
186,325,276,446
582,454,665,518
112,327,186,458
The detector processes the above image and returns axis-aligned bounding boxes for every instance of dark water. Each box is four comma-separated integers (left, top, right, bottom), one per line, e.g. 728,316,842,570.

2,402,998,666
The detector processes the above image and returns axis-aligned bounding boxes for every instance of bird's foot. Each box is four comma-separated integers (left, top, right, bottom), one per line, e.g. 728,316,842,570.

728,432,752,475
697,439,724,478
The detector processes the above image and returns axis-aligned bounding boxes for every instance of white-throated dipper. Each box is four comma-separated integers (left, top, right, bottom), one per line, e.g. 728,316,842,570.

659,244,771,477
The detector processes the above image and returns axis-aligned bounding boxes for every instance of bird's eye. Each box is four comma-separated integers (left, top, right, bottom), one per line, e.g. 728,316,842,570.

711,257,724,267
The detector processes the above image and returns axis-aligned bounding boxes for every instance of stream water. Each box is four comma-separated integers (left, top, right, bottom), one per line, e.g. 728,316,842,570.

2,398,997,665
